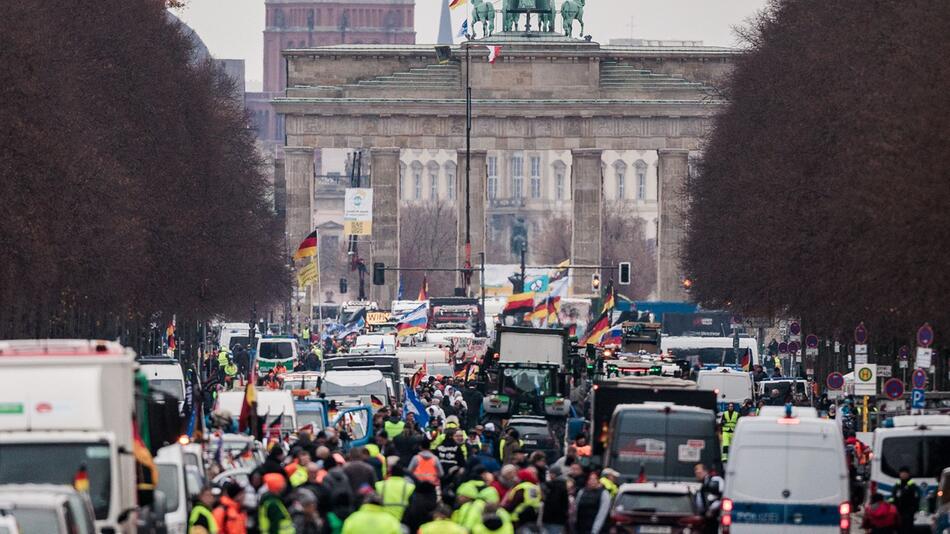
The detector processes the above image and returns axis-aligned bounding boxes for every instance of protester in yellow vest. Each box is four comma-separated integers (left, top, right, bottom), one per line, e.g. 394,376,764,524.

471,508,515,534
452,480,489,530
188,487,219,534
502,468,542,528
600,468,620,497
259,474,294,534
721,403,740,461
374,465,415,521
341,495,403,534
420,504,467,534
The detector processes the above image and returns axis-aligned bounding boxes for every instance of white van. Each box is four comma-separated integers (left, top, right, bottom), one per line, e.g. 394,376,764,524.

696,367,754,411
219,322,251,352
395,346,451,378
216,390,297,432
321,370,388,409
256,336,298,372
870,414,950,529
352,334,396,353
722,411,850,533
155,444,202,534
139,357,186,413
661,336,760,369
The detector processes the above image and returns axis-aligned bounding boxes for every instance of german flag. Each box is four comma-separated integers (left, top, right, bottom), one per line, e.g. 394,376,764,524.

739,349,752,372
546,296,560,324
601,281,616,314
293,230,318,260
417,275,429,301
238,380,257,433
370,395,384,409
73,465,90,493
581,311,611,346
503,291,535,314
528,299,548,322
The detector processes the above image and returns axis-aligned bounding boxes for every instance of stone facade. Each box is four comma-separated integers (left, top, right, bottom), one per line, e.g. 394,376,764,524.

275,36,737,305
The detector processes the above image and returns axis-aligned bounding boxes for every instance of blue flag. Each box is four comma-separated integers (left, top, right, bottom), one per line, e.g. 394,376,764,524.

458,19,469,38
403,387,429,428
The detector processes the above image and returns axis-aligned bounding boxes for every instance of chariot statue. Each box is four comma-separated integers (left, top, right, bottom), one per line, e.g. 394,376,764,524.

471,0,496,38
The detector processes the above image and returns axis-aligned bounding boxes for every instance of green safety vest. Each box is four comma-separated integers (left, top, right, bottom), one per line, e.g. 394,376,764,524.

258,495,294,534
722,411,740,432
509,481,541,522
289,464,308,487
384,420,405,439
340,503,403,534
224,362,238,377
217,351,229,367
188,504,219,534
420,519,468,534
374,477,415,520
453,499,486,531
498,438,524,462
600,476,618,497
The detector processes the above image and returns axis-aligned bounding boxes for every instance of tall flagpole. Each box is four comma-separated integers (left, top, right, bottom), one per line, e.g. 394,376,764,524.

315,229,323,324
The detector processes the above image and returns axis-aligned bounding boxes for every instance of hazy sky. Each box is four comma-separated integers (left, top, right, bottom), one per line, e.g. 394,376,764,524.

173,0,769,91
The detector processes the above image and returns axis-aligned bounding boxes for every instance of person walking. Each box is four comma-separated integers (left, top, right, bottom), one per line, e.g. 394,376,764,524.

890,467,920,534
720,403,740,462
258,474,294,534
694,463,724,534
212,482,247,534
189,486,219,534
862,493,900,534
373,465,415,521
420,504,467,534
572,471,611,534
340,494,402,534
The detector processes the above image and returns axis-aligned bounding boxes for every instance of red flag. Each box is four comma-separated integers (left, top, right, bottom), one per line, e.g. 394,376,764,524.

486,45,502,64
417,275,429,301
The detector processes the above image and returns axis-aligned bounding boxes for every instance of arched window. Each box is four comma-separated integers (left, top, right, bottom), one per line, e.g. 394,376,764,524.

427,161,440,200
635,159,648,200
444,162,457,201
552,160,567,201
410,161,423,200
613,160,628,200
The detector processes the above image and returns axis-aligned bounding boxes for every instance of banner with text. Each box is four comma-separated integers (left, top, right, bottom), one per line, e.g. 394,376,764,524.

344,188,373,236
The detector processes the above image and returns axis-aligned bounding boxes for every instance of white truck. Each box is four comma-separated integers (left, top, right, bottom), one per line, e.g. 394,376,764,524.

0,340,139,534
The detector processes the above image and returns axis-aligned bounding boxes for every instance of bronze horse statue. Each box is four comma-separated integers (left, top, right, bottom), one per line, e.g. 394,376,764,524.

561,0,585,37
472,0,496,37
502,0,555,33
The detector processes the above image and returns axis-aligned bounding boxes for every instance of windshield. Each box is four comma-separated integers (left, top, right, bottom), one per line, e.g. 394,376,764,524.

510,424,551,440
610,411,718,481
297,412,326,430
668,348,749,366
501,368,553,396
227,336,250,350
149,379,184,400
4,508,59,533
259,341,294,360
616,492,695,514
881,435,950,479
156,464,181,512
0,443,111,519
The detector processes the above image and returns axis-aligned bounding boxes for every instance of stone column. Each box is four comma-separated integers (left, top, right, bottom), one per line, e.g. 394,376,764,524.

456,150,487,293
284,147,315,322
657,149,690,301
370,148,401,305
570,149,603,296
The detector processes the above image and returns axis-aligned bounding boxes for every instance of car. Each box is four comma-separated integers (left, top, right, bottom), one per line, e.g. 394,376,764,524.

609,482,704,534
504,415,559,461
0,484,97,534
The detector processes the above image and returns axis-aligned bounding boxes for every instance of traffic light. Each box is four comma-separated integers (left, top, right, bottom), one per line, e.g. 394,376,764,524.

591,273,601,291
618,262,631,285
372,262,385,285
339,278,348,294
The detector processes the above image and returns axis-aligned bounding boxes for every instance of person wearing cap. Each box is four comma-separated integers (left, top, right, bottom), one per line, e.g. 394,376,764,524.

259,473,293,534
373,464,415,521
290,488,323,534
598,467,619,498
501,467,542,529
420,503,467,534
481,422,499,458
212,481,247,534
340,494,402,534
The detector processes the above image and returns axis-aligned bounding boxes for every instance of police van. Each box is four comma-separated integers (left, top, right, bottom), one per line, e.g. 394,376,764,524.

722,406,850,533
870,414,950,529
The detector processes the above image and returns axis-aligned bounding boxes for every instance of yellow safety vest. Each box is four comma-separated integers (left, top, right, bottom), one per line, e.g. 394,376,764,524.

290,464,308,487
498,438,524,462
258,495,294,534
453,499,486,530
365,443,388,479
224,362,238,377
384,420,405,439
188,504,219,534
471,512,515,534
600,476,618,497
722,411,739,432
420,519,468,534
374,477,414,521
340,503,403,534
509,481,541,522
217,352,229,367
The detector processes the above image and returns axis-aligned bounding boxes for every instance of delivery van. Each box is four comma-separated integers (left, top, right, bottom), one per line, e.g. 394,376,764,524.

155,444,202,534
696,367,754,411
722,408,850,533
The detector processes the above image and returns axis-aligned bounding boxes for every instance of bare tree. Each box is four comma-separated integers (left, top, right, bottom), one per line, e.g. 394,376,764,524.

602,207,656,300
399,202,459,297
537,216,572,265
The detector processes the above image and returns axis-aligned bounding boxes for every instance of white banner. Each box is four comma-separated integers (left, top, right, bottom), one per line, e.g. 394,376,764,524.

344,188,373,235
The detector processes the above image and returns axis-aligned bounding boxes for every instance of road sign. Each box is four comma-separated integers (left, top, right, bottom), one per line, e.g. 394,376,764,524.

789,320,801,341
918,323,935,348
855,364,877,395
788,341,800,354
912,389,926,410
806,334,819,349
912,368,928,389
855,322,868,344
899,345,910,361
778,342,789,355
883,378,904,400
855,345,868,365
899,359,908,369
877,365,893,378
917,347,933,369
827,372,845,390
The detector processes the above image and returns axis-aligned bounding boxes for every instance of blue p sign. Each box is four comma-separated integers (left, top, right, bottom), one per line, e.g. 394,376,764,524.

912,389,926,410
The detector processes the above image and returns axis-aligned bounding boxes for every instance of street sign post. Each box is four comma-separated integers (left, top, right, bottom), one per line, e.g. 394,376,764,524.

918,323,935,348
827,372,845,390
854,322,868,344
855,343,868,365
912,389,926,410
916,347,933,370
778,342,789,355
788,341,801,354
877,365,893,378
789,321,802,342
912,368,928,389
883,378,904,400
855,364,877,396
805,334,819,356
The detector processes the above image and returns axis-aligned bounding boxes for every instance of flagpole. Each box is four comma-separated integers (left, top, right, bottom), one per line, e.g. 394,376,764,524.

463,36,472,295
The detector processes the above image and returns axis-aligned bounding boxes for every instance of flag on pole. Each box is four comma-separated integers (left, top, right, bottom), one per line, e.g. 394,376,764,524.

370,395,385,410
503,291,535,314
396,304,428,337
486,45,502,64
601,281,616,314
293,230,318,260
296,261,319,288
458,19,469,38
165,316,176,352
448,0,466,9
528,298,548,323
238,380,257,433
417,275,429,301
550,259,570,281
581,310,611,346
403,387,430,428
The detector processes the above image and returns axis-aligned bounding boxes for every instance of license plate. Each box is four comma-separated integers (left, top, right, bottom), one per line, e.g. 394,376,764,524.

523,439,537,445
637,527,672,534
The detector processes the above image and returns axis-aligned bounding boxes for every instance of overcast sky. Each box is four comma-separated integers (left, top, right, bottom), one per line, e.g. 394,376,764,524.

174,0,769,91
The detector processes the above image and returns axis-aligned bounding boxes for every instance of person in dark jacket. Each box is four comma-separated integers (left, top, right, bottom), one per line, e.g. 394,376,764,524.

341,447,378,495
402,480,439,533
541,468,570,534
891,467,920,534
572,471,611,534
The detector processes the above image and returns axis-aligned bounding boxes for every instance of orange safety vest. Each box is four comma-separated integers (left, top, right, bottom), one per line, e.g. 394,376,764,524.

575,445,592,457
283,460,299,478
412,455,440,486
